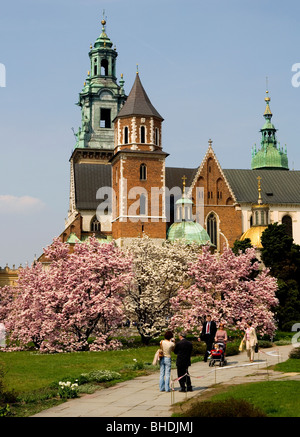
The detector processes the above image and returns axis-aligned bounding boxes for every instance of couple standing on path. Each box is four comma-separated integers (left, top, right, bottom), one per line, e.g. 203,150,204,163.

160,316,258,392
159,331,193,393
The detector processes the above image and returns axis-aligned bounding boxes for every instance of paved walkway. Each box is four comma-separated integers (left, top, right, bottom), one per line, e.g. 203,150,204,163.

33,344,297,417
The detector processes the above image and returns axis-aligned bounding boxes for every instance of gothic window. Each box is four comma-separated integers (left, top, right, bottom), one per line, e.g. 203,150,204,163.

140,126,146,143
140,164,147,181
140,194,147,215
90,216,101,232
100,108,111,128
124,127,129,144
101,59,108,76
207,213,217,247
282,215,293,238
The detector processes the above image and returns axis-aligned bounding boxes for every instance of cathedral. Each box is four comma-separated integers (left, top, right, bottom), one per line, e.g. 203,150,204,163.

40,18,300,261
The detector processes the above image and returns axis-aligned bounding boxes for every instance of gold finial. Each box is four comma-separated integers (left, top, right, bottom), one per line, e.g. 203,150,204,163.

101,9,106,26
87,71,90,76
265,76,270,102
257,176,262,205
182,175,187,194
136,64,139,74
208,138,213,147
90,43,93,49
121,73,123,78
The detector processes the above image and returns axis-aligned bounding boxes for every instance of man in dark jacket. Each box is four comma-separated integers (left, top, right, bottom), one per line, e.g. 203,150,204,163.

174,332,193,392
200,315,217,362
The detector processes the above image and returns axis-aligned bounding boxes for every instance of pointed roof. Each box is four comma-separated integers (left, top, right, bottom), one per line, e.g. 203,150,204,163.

117,73,163,120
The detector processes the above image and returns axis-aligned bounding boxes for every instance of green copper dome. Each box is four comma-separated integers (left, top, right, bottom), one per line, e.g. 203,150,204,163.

167,221,212,245
251,90,288,170
93,19,114,49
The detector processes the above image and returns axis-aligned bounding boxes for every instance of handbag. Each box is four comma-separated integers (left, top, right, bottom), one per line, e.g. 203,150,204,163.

239,339,245,352
152,349,161,366
255,343,259,353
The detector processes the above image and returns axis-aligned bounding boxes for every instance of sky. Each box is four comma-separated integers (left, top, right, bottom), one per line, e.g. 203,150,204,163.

1,0,300,267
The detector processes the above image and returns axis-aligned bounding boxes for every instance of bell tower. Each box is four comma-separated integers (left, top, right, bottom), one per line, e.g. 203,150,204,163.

74,16,126,151
111,71,168,246
67,16,127,224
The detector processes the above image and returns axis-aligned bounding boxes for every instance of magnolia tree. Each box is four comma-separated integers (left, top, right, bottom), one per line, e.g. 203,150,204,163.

125,237,200,344
170,246,279,336
0,237,133,352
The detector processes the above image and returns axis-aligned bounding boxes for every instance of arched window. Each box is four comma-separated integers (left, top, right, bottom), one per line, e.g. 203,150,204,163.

140,193,147,215
124,127,129,144
94,58,98,76
140,126,145,143
282,215,293,238
90,216,101,232
140,164,147,181
101,59,108,76
207,213,217,247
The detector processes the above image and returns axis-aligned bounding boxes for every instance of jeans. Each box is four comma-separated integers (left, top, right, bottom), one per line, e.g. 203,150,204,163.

159,357,172,391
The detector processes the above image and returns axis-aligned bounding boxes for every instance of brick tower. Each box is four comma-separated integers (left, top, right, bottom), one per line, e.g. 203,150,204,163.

111,71,168,246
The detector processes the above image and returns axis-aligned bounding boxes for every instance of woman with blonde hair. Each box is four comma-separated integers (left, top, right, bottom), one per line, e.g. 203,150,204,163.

242,321,258,362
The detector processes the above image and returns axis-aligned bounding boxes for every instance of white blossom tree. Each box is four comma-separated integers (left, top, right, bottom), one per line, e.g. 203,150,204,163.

125,237,200,344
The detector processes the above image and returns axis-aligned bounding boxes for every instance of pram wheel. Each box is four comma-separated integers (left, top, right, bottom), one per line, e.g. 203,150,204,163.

209,360,214,367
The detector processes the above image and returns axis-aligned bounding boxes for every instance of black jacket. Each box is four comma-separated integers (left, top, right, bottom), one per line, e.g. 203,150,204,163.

201,321,217,340
174,338,193,368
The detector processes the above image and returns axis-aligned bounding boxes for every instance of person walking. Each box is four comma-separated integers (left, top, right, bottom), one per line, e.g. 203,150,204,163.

174,332,193,392
242,321,258,362
159,330,175,392
199,315,217,362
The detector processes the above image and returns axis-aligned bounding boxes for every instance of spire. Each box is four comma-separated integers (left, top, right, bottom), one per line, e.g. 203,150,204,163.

257,176,262,205
251,84,289,170
182,175,187,195
117,72,163,120
264,90,272,117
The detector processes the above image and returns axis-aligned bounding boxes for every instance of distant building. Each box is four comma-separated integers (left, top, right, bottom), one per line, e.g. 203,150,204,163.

0,265,19,287
39,18,300,260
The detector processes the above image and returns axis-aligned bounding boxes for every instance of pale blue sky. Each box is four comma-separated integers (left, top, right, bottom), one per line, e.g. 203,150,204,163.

1,0,300,266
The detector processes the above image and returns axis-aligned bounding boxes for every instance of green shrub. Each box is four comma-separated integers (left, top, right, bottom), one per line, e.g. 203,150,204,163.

289,346,300,359
258,340,273,348
0,404,11,417
183,398,266,417
224,341,240,356
191,341,206,356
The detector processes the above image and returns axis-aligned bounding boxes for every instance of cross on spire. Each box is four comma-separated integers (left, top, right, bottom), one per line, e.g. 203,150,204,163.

182,175,187,194
257,176,262,204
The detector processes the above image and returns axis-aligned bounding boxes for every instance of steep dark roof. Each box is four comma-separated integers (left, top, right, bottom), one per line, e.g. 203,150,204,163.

117,73,163,120
223,169,300,204
74,163,300,211
165,167,198,191
74,163,111,210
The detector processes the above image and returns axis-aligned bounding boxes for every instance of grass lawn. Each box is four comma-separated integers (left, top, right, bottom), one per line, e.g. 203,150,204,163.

173,358,300,417
0,346,160,393
207,380,300,417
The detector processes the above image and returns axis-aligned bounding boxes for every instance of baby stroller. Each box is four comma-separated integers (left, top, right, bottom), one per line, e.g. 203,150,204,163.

208,342,227,367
